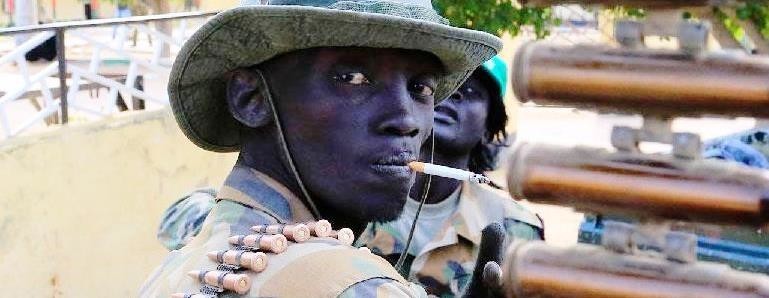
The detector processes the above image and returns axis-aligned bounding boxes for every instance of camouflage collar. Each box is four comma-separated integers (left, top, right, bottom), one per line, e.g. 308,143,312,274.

458,182,543,233
359,182,484,255
419,182,542,249
451,181,494,245
358,181,543,255
217,166,316,223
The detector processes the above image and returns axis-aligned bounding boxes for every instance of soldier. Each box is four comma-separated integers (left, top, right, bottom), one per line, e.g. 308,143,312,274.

140,0,503,297
357,56,543,296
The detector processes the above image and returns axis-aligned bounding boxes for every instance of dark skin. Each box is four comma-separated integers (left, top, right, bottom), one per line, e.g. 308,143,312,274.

226,48,504,298
411,70,492,204
225,47,442,234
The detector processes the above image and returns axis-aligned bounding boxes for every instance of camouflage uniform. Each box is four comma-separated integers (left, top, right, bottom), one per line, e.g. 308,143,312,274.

140,166,427,297
157,188,216,251
703,129,769,169
356,181,543,297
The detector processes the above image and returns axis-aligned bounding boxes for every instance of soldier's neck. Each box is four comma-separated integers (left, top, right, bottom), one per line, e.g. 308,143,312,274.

410,150,469,204
237,128,310,215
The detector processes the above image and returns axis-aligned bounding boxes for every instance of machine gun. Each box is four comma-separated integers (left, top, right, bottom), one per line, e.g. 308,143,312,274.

501,17,769,298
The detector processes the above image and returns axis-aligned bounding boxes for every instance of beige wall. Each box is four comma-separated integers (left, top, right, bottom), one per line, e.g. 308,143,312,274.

199,0,239,12
38,0,240,22
0,109,236,297
39,0,114,21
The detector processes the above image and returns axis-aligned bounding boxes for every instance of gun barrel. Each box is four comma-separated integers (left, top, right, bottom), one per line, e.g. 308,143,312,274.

507,143,769,226
512,42,769,118
502,241,769,298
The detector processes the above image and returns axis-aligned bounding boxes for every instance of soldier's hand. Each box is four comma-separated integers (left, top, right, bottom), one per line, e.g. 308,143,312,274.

461,222,505,298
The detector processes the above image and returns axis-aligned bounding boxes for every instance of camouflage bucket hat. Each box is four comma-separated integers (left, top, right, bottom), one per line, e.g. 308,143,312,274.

169,0,502,152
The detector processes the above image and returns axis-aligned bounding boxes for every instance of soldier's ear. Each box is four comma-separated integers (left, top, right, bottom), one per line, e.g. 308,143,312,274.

226,68,274,128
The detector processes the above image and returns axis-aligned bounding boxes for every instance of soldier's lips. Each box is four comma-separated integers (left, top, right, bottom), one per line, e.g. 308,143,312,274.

434,105,458,125
372,152,416,178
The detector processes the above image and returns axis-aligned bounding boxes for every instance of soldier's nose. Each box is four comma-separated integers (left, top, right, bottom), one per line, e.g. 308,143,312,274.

377,91,422,138
379,117,420,137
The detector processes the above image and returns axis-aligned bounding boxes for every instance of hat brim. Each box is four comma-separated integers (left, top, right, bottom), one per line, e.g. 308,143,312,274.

170,6,502,152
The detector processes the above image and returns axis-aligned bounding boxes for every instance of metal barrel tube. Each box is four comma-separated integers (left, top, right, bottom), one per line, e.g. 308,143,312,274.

502,241,769,298
507,143,769,226
512,42,769,118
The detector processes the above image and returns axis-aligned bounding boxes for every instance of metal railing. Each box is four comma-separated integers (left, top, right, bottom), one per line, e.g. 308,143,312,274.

0,11,218,139
0,7,609,140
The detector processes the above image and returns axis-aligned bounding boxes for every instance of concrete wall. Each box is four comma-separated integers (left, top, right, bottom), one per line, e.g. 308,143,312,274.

0,109,236,297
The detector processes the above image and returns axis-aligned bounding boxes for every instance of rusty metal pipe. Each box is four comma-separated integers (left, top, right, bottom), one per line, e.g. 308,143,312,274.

507,143,769,226
502,241,769,298
512,42,769,118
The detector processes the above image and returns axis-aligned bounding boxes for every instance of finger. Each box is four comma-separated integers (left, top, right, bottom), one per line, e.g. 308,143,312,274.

483,261,502,288
463,223,506,298
473,222,505,279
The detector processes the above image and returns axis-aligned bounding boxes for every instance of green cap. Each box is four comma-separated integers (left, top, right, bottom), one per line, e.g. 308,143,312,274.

480,55,508,100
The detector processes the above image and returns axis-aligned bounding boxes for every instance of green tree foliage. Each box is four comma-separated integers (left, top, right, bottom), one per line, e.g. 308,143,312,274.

735,0,769,40
432,0,557,38
714,6,747,42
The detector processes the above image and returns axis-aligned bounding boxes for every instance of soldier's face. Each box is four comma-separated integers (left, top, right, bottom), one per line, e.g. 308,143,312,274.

261,47,441,222
433,71,491,154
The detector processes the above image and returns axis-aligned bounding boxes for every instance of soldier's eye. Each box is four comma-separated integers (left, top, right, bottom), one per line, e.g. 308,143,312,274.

333,72,370,85
410,83,434,97
459,86,478,97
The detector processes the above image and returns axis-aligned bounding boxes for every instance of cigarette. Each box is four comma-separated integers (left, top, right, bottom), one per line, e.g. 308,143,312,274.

228,234,288,254
330,228,355,246
304,220,333,237
408,161,490,184
251,223,311,242
187,270,250,294
207,250,268,272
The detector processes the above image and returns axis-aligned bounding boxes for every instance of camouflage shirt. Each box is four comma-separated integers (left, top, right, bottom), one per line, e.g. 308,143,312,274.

157,188,217,251
140,166,427,297
356,181,543,297
703,128,769,169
